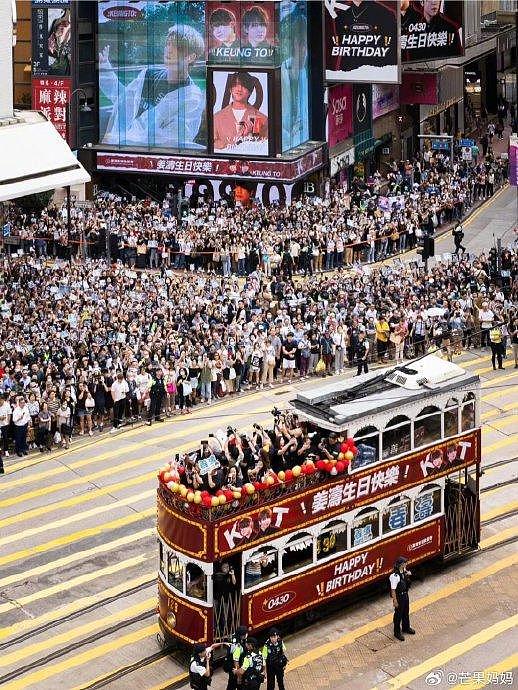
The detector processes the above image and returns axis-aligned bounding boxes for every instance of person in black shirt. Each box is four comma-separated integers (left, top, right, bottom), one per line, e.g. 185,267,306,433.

281,333,297,383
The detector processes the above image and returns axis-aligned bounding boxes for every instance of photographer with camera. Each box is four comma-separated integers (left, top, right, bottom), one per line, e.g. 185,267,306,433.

262,628,288,690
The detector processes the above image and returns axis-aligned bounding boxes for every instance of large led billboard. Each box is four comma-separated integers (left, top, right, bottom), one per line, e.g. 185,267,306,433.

325,0,400,84
401,0,463,61
97,0,206,150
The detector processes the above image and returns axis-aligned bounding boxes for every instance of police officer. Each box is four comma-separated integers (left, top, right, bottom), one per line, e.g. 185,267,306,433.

489,319,505,370
355,328,369,376
236,638,265,690
262,628,288,690
226,626,248,690
147,368,166,425
189,643,212,690
390,556,415,641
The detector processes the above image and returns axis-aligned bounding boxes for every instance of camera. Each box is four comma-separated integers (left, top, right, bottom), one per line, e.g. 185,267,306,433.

272,407,282,420
226,425,236,437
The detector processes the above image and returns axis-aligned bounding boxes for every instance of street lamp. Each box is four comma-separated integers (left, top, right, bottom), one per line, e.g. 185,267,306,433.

64,88,91,263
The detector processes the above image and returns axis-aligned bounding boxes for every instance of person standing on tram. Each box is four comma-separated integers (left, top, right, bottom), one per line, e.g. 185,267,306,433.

390,556,415,641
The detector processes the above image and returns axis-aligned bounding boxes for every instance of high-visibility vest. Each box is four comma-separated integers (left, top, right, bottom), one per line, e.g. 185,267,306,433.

489,328,502,344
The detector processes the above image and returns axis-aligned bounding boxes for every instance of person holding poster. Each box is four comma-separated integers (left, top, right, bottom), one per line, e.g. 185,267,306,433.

99,24,205,148
213,72,268,154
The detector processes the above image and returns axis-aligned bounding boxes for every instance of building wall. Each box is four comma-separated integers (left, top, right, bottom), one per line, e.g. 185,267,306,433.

13,0,31,109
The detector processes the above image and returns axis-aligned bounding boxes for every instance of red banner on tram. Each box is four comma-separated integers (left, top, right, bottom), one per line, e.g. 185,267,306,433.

216,430,479,556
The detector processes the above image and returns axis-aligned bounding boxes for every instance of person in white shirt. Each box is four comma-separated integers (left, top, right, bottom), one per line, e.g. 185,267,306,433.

110,372,129,431
0,394,11,464
12,397,31,457
478,302,494,348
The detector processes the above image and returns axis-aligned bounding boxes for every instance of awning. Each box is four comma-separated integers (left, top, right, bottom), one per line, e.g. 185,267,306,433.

0,111,90,202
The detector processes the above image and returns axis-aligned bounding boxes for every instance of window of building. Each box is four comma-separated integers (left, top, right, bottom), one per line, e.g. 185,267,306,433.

413,484,442,522
167,553,184,593
317,520,348,560
444,398,459,438
461,393,476,431
414,406,442,448
282,531,314,574
352,426,379,469
351,507,379,547
244,546,278,589
382,416,411,460
382,495,411,534
186,563,207,601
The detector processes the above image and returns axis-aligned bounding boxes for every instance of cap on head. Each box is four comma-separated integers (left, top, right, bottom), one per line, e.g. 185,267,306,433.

394,556,408,567
236,625,248,638
268,627,280,637
193,643,206,655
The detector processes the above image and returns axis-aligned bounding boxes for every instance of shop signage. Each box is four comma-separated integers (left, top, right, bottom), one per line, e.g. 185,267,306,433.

400,71,438,105
96,147,325,183
32,76,71,139
510,134,518,187
328,84,353,148
372,84,399,120
215,430,480,555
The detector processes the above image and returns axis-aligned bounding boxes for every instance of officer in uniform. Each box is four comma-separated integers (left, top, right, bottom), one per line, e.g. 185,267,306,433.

489,319,505,370
262,628,288,690
389,556,415,641
236,638,265,690
355,328,370,376
226,626,248,690
189,643,212,690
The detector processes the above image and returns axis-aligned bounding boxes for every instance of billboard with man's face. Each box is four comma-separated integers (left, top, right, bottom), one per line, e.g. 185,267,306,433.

32,1,71,76
400,0,464,61
206,1,278,65
325,0,400,84
210,69,270,157
97,0,207,151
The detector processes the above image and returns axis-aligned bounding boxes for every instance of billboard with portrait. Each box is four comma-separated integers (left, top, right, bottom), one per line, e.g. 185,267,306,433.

325,0,400,84
206,1,278,65
401,0,464,62
97,0,206,151
31,1,71,77
280,0,309,152
210,69,270,157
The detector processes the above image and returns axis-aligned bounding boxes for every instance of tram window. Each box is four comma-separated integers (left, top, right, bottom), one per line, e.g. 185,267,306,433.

317,520,348,560
282,532,313,574
352,426,379,469
444,398,459,437
186,563,207,601
414,484,442,522
382,416,411,460
461,394,475,431
414,406,442,448
244,546,278,589
352,507,379,547
167,553,184,593
382,496,411,534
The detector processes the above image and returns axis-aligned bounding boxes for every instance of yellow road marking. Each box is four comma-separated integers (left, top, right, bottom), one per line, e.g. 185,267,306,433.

479,525,518,549
0,555,151,617
0,622,159,690
483,436,518,455
481,371,518,388
481,500,518,523
0,489,155,548
484,414,518,431
368,614,518,690
140,673,189,690
435,185,509,244
286,551,518,672
481,402,517,421
0,571,153,643
0,528,154,590
0,597,155,668
449,651,518,690
0,507,155,569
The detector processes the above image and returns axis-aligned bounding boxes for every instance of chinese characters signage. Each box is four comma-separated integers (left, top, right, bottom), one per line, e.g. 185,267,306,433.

32,77,71,139
401,0,464,62
97,147,325,182
325,0,400,84
216,430,479,555
328,84,353,149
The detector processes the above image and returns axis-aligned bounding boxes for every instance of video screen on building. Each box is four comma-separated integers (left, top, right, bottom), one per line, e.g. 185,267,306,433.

325,0,400,84
97,0,207,150
210,69,270,157
32,2,72,77
280,0,310,152
206,1,278,65
401,0,464,61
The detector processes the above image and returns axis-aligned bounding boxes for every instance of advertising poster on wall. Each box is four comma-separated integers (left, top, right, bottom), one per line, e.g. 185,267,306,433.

401,0,464,62
32,77,71,139
97,0,207,150
280,0,309,152
210,69,270,156
328,83,353,148
372,83,399,119
31,0,71,77
325,0,400,84
206,1,278,65
510,134,518,187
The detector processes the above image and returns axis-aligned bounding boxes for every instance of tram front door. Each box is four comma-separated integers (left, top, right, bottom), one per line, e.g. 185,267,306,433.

213,556,242,642
443,473,479,557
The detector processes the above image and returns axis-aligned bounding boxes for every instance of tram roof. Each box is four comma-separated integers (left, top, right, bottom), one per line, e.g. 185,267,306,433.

291,355,480,431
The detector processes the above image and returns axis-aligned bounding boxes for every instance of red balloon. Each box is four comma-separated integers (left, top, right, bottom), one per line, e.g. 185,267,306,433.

340,442,348,453
202,496,212,507
306,465,316,475
253,481,262,490
336,461,345,474
201,490,209,497
343,457,350,467
350,445,358,455
316,460,326,471
285,469,294,482
216,489,224,496
223,490,234,501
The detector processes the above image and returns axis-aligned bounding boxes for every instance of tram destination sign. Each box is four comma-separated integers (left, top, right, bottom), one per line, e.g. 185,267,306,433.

216,430,480,555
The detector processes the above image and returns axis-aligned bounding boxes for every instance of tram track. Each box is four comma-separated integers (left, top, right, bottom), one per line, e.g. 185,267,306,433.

481,508,518,527
480,476,517,493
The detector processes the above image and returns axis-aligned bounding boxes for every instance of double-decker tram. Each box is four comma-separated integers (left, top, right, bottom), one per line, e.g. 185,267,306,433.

156,355,481,647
